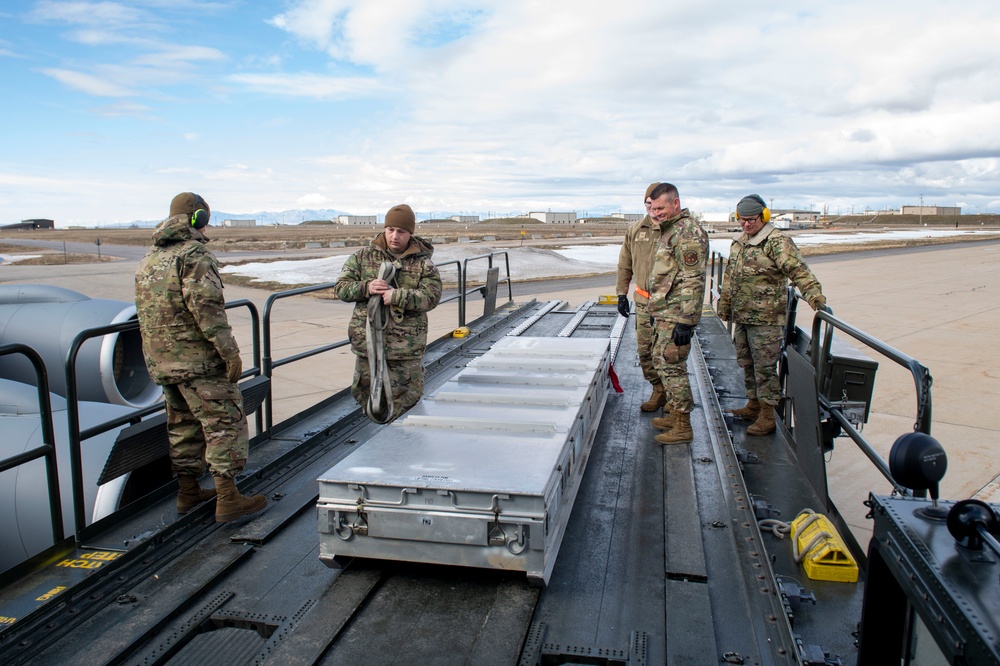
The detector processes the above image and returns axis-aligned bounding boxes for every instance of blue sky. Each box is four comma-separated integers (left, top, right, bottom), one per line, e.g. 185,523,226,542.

2,0,999,226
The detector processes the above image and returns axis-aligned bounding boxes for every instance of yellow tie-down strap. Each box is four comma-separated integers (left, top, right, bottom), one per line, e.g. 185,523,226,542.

791,510,859,583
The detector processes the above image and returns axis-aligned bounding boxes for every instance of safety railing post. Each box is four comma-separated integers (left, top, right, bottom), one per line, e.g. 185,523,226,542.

0,343,64,545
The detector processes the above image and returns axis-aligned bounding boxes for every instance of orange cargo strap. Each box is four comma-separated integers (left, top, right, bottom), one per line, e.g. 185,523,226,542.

634,287,650,299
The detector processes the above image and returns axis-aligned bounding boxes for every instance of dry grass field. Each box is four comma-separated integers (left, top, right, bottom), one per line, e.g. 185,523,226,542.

0,218,629,251
3,214,1000,268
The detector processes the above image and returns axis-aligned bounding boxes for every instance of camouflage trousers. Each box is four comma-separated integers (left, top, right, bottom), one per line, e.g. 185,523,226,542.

634,300,658,385
651,322,693,413
352,355,424,422
162,376,249,479
733,323,784,405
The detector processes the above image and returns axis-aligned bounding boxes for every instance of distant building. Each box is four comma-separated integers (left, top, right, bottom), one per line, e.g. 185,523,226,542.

610,213,643,222
222,219,256,228
901,205,960,216
772,209,821,224
337,215,378,225
729,209,820,226
528,211,577,224
450,215,479,223
1,219,55,231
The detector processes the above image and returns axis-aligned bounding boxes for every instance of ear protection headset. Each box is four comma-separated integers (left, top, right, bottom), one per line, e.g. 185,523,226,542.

190,195,210,229
742,194,770,223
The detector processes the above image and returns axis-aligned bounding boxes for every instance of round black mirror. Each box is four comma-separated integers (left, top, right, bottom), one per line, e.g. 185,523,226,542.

888,431,947,499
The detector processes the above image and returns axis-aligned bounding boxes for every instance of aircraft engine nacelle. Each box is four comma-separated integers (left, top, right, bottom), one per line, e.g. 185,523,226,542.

0,284,161,408
0,379,165,574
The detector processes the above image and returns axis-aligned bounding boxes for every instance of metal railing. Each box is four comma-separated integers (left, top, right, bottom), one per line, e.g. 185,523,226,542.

261,282,349,430
0,343,64,545
708,250,725,307
459,252,512,326
61,300,260,535
259,251,511,430
708,251,730,334
807,303,933,495
434,259,463,312
3,251,511,548
718,262,934,498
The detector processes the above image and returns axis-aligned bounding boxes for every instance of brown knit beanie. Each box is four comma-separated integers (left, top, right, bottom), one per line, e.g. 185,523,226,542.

644,182,660,200
169,192,210,220
385,204,415,233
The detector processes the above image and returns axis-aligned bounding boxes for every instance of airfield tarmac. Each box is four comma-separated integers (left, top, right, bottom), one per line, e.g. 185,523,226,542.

1,237,997,546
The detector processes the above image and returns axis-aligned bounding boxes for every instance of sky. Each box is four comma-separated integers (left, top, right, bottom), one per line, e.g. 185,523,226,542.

2,1,1000,227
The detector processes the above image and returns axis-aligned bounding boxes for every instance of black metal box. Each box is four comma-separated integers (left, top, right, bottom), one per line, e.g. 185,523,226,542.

794,329,879,422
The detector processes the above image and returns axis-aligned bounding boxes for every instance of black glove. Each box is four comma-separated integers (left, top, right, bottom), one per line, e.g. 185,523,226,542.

617,295,630,317
672,323,693,346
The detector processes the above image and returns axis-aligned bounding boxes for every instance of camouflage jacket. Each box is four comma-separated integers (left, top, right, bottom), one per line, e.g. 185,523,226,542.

135,214,240,385
647,209,708,326
333,233,442,360
718,223,823,325
616,214,660,302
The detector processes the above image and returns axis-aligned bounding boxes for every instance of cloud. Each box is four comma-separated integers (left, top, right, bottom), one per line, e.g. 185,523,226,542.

267,0,489,67
7,0,1000,223
227,72,383,98
94,100,153,117
28,1,148,27
42,67,134,96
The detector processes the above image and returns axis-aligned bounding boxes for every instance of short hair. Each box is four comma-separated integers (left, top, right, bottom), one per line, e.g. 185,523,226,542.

649,182,679,201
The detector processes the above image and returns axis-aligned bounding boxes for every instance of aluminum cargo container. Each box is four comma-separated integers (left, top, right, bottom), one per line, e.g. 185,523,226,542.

317,337,611,585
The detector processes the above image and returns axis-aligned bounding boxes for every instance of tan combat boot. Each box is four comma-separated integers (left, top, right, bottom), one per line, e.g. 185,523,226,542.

726,399,761,421
746,405,777,436
214,477,268,523
640,383,667,412
651,412,673,430
177,475,216,514
654,412,693,445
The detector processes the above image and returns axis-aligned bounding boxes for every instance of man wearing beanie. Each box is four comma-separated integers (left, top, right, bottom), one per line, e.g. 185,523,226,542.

717,194,827,436
135,192,267,522
646,183,709,445
616,182,666,412
334,203,442,421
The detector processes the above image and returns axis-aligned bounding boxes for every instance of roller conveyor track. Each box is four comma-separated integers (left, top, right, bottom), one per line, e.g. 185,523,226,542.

0,300,813,665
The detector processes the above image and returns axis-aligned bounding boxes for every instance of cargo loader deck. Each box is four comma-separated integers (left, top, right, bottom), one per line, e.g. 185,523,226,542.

2,292,992,665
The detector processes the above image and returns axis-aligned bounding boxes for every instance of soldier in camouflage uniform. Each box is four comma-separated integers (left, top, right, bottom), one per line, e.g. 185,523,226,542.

717,194,826,436
616,183,665,412
135,192,267,522
334,204,442,421
646,183,709,445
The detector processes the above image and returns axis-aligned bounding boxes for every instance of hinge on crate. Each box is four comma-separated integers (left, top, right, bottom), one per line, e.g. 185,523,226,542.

488,511,506,547
352,499,369,536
